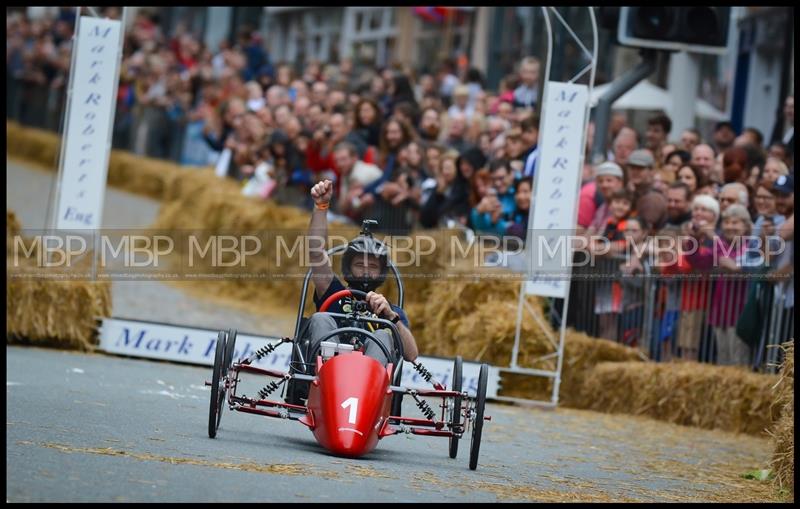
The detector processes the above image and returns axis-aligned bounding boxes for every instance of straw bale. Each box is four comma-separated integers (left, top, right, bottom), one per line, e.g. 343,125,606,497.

7,268,112,350
578,361,778,435
769,341,793,495
6,121,59,168
6,211,112,350
7,210,21,237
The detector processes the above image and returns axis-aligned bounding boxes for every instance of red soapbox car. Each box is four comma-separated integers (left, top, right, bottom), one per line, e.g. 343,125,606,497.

206,244,490,470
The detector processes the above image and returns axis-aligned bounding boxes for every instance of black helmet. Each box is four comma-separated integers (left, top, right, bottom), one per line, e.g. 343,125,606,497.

342,220,389,293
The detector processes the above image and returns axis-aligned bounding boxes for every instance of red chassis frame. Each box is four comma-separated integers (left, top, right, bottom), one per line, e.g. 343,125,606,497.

207,331,491,470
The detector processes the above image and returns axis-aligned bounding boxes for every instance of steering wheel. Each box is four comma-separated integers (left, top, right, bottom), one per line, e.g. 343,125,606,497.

319,288,372,313
318,288,402,362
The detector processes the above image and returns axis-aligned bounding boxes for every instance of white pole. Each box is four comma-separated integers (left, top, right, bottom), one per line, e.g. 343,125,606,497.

47,6,82,234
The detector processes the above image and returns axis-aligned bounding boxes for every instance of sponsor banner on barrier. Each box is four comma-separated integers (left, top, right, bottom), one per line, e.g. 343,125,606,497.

98,317,499,398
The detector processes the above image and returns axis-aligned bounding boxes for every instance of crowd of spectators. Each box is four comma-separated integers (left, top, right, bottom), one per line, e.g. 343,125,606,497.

7,8,794,368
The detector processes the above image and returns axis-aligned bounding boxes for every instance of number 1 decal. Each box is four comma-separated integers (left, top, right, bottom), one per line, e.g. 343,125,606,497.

341,397,359,424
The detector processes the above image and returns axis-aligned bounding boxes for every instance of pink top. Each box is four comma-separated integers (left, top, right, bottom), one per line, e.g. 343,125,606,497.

577,181,598,228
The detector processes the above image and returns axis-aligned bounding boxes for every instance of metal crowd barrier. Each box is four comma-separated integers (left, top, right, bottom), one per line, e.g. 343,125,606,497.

563,252,794,372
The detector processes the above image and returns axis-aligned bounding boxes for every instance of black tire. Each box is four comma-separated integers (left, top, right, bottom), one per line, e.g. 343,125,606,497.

469,363,488,470
224,329,237,375
449,356,463,459
208,331,226,438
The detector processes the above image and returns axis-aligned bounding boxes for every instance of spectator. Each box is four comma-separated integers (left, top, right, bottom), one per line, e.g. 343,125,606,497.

734,127,764,150
752,182,786,240
457,146,487,183
768,142,789,165
652,168,675,194
662,149,691,176
645,112,672,162
676,194,720,361
665,182,693,227
583,162,625,232
437,58,460,106
389,73,419,119
611,127,639,167
685,204,756,366
618,216,649,348
770,95,794,162
419,150,470,228
442,112,470,154
676,164,708,197
334,142,384,221
352,97,383,148
591,188,635,340
773,174,795,219
760,157,789,186
719,183,748,214
504,128,527,171
513,56,541,110
679,128,702,153
519,114,540,179
690,143,717,182
712,121,736,154
626,149,667,231
504,177,533,241
721,146,750,184
470,159,516,235
447,85,476,121
418,106,443,143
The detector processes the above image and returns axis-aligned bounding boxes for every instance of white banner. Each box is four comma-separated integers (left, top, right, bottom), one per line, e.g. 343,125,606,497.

56,16,123,230
526,82,589,298
98,317,499,398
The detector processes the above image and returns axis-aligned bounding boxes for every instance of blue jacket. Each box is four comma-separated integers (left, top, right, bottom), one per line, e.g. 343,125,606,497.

470,187,516,235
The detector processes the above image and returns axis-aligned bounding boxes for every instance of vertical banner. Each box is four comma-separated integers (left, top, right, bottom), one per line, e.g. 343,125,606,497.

55,16,122,230
525,81,589,298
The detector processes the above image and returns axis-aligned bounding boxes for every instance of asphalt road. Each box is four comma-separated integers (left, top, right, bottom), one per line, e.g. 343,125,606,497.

6,346,777,503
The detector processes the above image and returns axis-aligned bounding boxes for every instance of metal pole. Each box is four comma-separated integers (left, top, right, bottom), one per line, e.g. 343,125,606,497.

590,48,658,165
511,280,526,369
552,5,598,405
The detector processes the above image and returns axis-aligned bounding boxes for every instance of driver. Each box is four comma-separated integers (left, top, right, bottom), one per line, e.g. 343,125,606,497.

301,179,420,369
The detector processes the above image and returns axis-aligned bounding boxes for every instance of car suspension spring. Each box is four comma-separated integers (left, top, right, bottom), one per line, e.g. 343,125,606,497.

411,361,433,382
411,361,444,390
411,393,436,420
257,380,282,400
242,337,291,365
254,343,279,361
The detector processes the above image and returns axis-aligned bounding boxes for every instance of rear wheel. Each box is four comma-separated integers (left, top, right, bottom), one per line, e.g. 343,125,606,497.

468,363,488,470
208,331,227,438
449,356,463,459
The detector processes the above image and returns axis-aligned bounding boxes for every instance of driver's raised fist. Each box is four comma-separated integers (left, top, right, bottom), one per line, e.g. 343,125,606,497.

311,179,333,205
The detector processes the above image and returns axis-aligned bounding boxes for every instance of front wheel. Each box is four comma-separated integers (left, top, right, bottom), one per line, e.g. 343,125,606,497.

208,331,226,438
468,363,488,470
449,356,463,459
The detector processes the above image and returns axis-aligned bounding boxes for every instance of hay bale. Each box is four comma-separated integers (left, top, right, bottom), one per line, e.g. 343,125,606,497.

769,341,793,495
6,211,112,350
7,209,21,237
578,361,778,435
7,269,112,350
